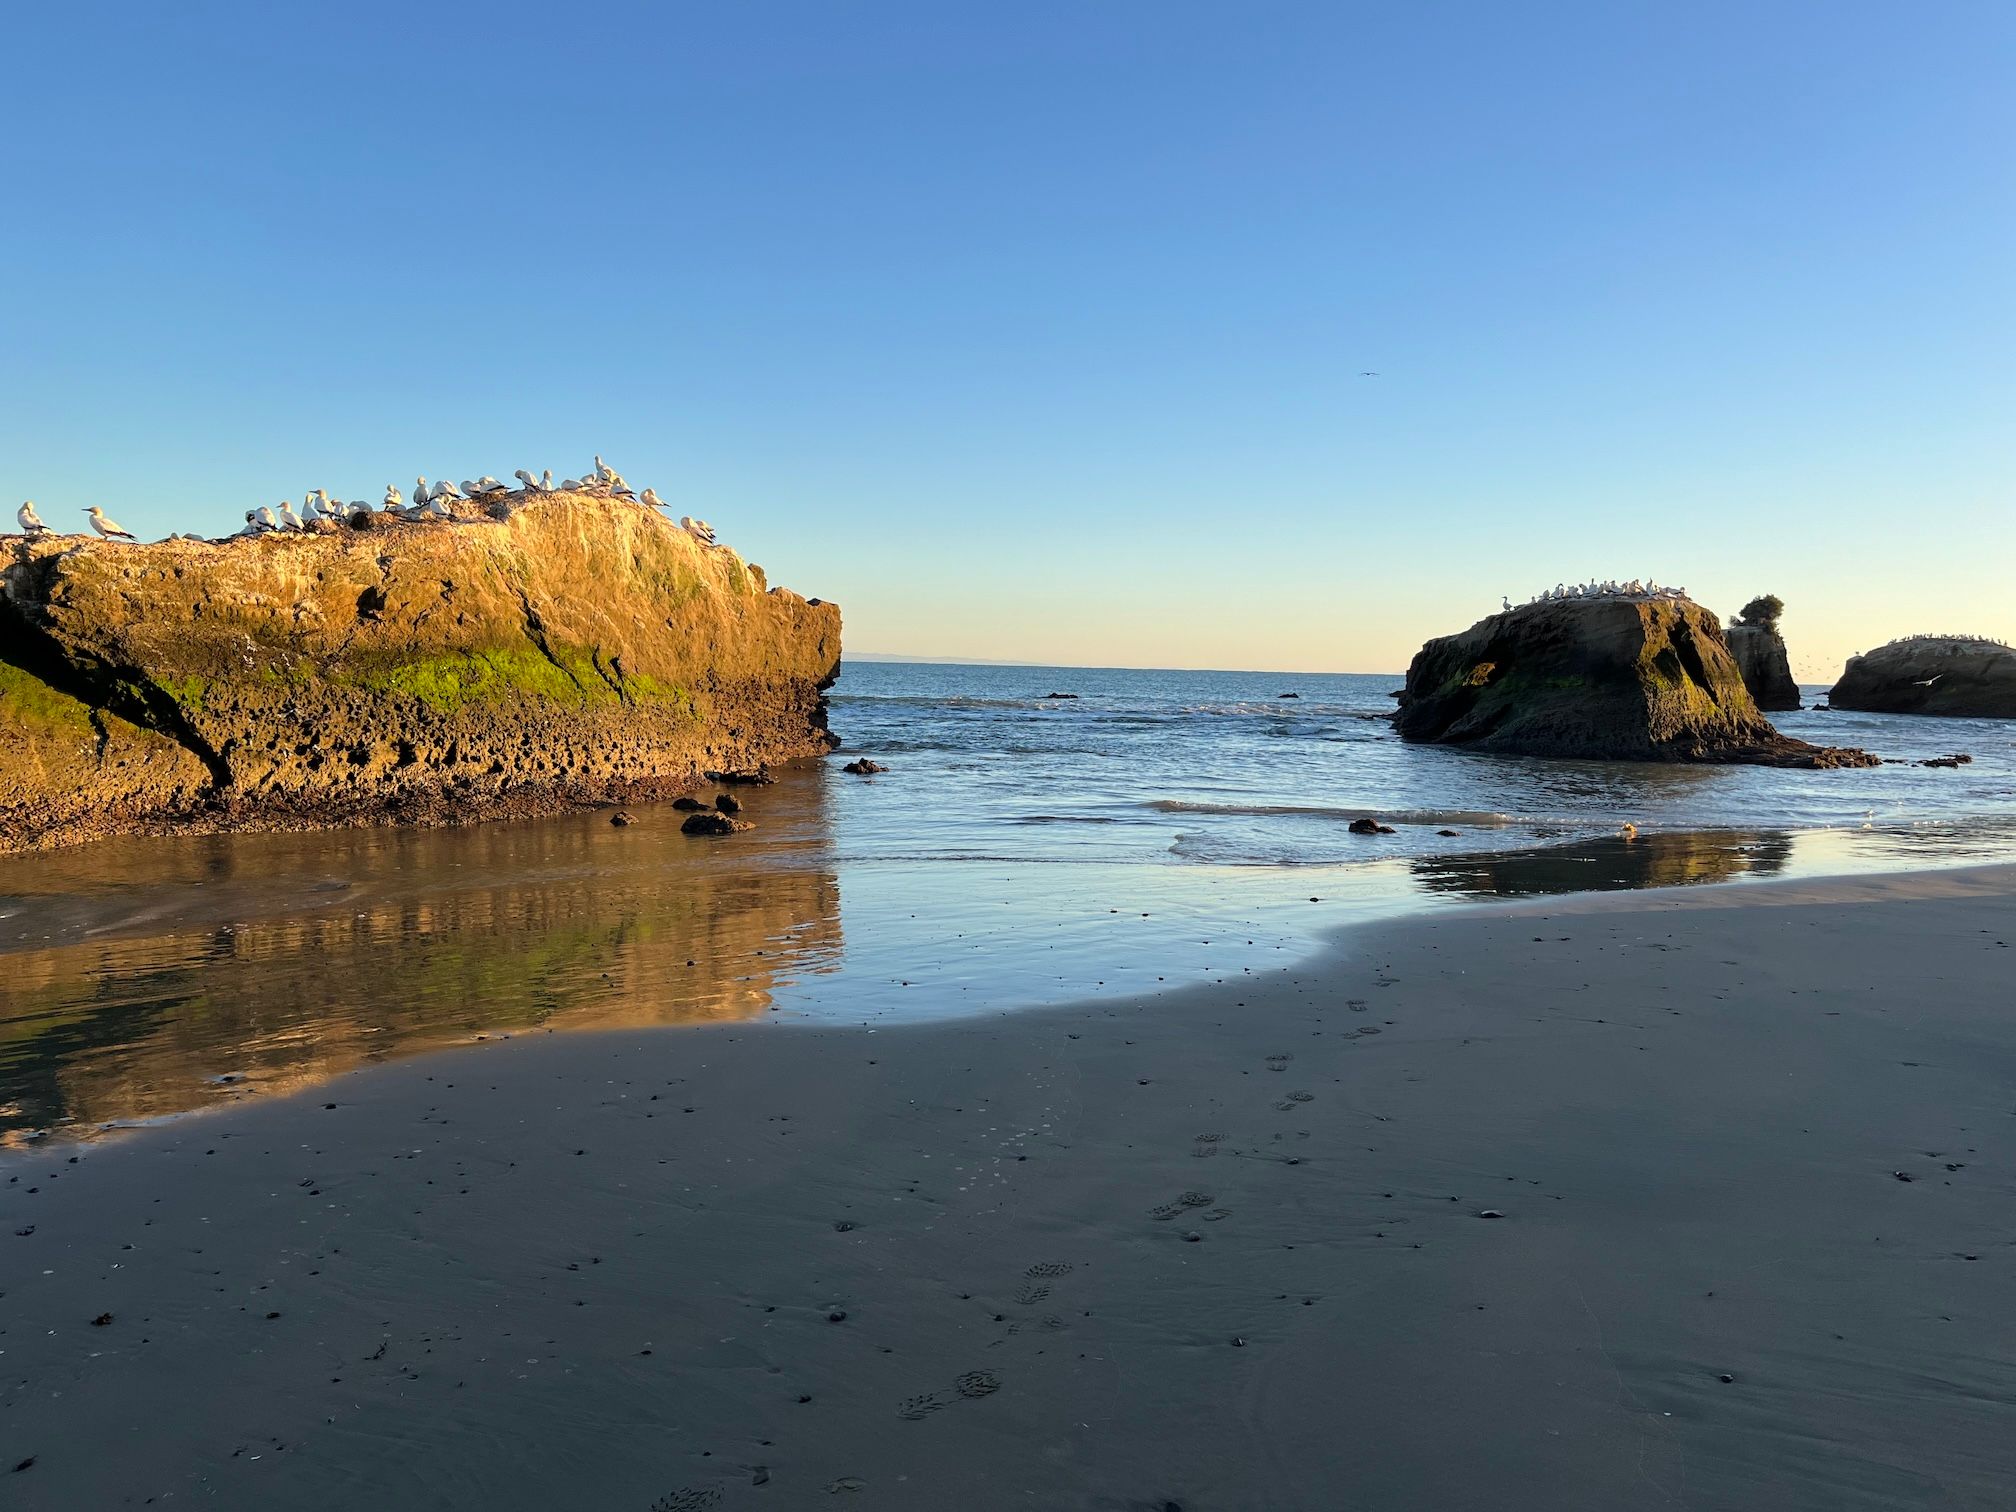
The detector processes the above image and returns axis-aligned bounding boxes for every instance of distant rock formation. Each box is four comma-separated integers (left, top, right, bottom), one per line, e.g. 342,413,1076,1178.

1394,596,1878,768
1725,623,1802,711
0,492,841,851
1828,637,2016,719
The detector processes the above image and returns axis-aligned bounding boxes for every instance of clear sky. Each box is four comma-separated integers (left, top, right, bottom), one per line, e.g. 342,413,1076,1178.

4,3,2009,678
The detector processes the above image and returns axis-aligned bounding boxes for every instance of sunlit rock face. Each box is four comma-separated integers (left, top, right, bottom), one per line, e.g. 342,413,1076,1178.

1394,595,1877,768
0,493,841,850
1828,637,2016,719
1725,623,1802,711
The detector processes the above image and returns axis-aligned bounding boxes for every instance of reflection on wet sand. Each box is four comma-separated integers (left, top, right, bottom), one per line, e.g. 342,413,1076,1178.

0,774,842,1140
1411,829,1796,899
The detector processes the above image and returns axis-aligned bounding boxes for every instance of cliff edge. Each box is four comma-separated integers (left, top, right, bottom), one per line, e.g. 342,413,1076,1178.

1828,637,2016,719
1394,595,1876,767
0,493,841,850
1725,623,1802,711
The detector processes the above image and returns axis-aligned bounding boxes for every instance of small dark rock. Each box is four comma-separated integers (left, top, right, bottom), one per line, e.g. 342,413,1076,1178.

682,812,752,836
710,768,776,786
714,793,742,815
1348,818,1383,835
1719,1373,1736,1384
1043,692,1079,700
827,1310,847,1323
608,811,635,826
1277,692,1300,699
671,797,706,811
1436,828,1461,836
90,1313,113,1327
842,758,887,775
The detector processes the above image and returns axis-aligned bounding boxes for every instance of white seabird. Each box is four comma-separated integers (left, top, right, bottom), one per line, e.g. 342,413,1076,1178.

680,515,716,544
255,505,280,531
640,488,667,511
85,506,137,541
16,501,52,537
421,495,452,520
594,455,614,483
559,477,584,491
383,485,404,510
540,470,554,491
476,476,506,494
434,478,465,500
414,478,433,507
279,501,306,532
514,470,539,492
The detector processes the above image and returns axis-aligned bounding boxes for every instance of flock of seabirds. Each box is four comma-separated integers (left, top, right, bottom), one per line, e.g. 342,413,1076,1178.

1501,580,1688,611
11,457,718,547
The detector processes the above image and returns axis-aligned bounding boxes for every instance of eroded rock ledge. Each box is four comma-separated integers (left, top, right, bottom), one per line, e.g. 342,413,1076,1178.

1394,596,1877,768
0,493,841,850
1828,637,2016,719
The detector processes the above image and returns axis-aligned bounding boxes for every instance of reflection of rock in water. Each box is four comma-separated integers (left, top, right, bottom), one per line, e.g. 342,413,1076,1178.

0,774,841,1139
1411,831,1795,900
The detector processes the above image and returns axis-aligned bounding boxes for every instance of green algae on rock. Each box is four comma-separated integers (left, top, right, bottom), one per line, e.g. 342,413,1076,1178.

1393,595,1877,767
0,492,840,850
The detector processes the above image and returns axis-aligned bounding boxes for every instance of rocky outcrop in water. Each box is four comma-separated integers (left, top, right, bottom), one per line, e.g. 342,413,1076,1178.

1725,623,1801,711
1394,596,1877,767
0,492,841,850
1827,637,2016,719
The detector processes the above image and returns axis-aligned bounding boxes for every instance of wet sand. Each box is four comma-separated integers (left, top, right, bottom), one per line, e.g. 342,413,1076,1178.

3,864,2012,1510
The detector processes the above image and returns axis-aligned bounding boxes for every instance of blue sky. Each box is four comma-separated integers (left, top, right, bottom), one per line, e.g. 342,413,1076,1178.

4,2,2009,676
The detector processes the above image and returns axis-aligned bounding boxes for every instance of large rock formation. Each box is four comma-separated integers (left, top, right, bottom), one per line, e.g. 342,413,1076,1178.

1394,595,1877,767
1725,623,1802,711
1828,637,2016,718
0,492,841,850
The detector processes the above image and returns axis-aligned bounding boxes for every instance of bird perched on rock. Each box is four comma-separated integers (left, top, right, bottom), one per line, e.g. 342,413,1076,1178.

433,478,465,501
85,506,137,541
558,476,584,491
254,505,281,531
278,501,306,532
383,485,404,510
680,515,716,544
16,501,51,537
539,469,554,491
420,495,453,520
413,478,432,507
640,488,667,511
243,509,270,534
301,495,325,525
475,476,507,495
514,469,539,492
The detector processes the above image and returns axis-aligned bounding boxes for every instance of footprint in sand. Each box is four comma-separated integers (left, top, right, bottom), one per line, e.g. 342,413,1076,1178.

1025,1262,1074,1278
1192,1133,1224,1158
1014,1281,1052,1305
649,1489,722,1511
1286,1090,1315,1102
899,1369,1004,1419
1149,1192,1215,1221
1265,1053,1293,1071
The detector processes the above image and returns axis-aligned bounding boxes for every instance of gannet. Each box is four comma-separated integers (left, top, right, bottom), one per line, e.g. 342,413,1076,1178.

514,470,539,492
640,488,667,510
594,455,614,482
255,505,280,531
433,478,465,500
421,495,452,520
540,470,553,491
414,478,432,507
559,477,583,491
85,506,136,541
383,485,404,510
680,515,716,543
476,476,506,494
1501,596,1512,612
279,501,306,532
16,501,51,537
301,495,324,524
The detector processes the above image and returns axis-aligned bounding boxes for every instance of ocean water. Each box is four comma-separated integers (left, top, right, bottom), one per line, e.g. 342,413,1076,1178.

1,660,2011,1142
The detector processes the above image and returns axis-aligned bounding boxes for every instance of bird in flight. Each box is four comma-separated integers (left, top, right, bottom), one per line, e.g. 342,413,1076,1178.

1359,371,1379,377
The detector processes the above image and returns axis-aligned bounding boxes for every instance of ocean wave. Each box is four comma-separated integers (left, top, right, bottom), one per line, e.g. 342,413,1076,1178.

1145,800,1521,826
